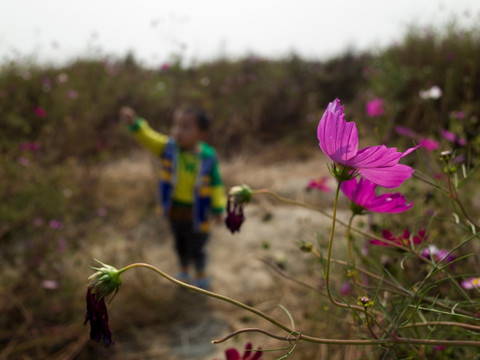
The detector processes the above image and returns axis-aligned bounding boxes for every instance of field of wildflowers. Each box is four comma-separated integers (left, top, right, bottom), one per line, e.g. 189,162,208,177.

1,23,480,359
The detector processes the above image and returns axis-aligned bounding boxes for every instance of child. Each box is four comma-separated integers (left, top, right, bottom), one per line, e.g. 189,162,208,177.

119,105,226,289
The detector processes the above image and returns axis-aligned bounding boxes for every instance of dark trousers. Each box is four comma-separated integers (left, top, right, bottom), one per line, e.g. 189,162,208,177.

169,218,209,272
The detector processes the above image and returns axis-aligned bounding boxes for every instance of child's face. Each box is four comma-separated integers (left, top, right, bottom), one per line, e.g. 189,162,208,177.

171,110,204,150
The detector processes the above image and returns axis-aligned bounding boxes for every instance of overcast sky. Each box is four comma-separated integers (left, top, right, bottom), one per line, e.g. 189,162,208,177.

1,0,479,66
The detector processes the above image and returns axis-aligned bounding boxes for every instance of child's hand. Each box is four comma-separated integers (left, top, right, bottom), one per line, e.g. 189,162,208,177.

119,106,137,125
212,213,224,226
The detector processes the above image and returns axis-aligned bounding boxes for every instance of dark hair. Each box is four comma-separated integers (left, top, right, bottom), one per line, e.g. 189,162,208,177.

178,104,211,132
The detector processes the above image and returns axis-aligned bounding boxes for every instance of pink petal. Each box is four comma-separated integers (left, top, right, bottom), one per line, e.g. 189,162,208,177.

419,138,439,151
368,193,413,213
382,230,395,240
354,178,377,205
357,164,415,188
395,126,417,138
347,145,402,168
225,349,241,360
340,178,357,200
242,343,253,359
317,100,358,164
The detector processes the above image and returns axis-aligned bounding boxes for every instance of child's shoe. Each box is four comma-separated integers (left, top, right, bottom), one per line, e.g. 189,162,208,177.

193,277,210,290
176,272,191,283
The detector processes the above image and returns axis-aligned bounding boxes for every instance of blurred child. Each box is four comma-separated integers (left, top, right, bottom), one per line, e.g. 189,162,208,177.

119,105,226,289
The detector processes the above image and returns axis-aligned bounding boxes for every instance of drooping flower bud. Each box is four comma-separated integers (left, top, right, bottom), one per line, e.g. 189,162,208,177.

225,185,253,234
88,260,122,300
229,185,253,203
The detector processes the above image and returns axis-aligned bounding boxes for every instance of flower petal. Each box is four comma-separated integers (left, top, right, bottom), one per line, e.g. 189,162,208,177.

357,164,415,188
317,99,358,164
367,193,413,213
225,349,241,360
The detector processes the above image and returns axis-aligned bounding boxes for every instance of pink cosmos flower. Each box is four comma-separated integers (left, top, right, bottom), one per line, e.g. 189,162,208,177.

17,156,31,167
33,217,44,227
365,98,385,117
49,219,64,229
341,177,413,214
450,111,465,120
440,129,467,146
395,126,417,138
67,89,78,99
34,107,47,118
317,99,419,188
41,279,59,290
419,138,439,152
461,277,480,290
306,177,331,192
421,245,456,267
395,127,439,152
215,343,262,360
370,229,426,247
340,281,352,296
19,142,40,152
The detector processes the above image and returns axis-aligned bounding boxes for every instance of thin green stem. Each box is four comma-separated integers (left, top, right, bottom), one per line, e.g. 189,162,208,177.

118,263,295,335
364,307,378,339
253,188,430,264
325,181,342,305
346,213,358,279
115,263,480,348
213,327,480,347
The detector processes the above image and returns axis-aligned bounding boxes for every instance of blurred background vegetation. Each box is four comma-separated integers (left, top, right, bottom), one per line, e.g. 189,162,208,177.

1,23,480,359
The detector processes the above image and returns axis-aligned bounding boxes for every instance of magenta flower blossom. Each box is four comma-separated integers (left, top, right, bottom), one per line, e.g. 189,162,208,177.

365,98,385,117
341,177,413,214
19,142,40,151
317,99,419,188
17,156,30,167
450,111,465,120
440,129,467,146
215,343,262,360
225,196,245,233
49,219,64,229
306,177,331,192
395,125,417,138
340,281,352,296
84,286,114,346
34,107,47,118
419,138,439,152
461,277,480,290
421,245,456,266
370,229,426,247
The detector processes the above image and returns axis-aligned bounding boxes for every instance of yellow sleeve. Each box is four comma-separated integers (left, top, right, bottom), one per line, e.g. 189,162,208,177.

211,185,227,213
130,118,168,155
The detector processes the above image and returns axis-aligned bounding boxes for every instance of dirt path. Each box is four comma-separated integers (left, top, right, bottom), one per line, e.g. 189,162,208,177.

91,151,352,360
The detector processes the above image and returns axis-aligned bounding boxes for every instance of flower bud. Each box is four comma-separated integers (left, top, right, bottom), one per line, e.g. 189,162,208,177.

88,260,122,300
225,185,253,233
330,164,354,183
357,295,374,308
298,240,313,252
439,150,453,162
228,185,253,203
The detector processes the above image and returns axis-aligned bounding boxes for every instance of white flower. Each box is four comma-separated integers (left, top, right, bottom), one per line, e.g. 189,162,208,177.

419,85,442,99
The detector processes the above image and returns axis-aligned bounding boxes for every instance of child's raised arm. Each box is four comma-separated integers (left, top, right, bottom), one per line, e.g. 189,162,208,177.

119,106,168,156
